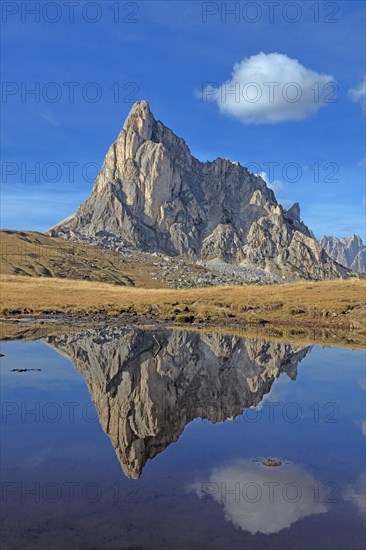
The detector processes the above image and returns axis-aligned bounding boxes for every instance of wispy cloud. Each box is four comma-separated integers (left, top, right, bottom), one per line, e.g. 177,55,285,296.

257,171,283,194
256,171,293,209
1,183,89,231
38,109,60,127
348,77,366,114
344,473,366,516
362,419,366,437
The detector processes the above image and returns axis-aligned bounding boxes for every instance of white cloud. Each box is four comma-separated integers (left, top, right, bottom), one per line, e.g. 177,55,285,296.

188,459,327,535
201,52,335,124
348,77,366,113
362,419,366,437
344,473,366,517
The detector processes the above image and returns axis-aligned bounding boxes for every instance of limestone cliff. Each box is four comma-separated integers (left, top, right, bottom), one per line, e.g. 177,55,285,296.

49,100,349,279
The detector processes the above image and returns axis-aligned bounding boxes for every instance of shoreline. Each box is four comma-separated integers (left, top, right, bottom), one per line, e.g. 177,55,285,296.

1,312,365,349
1,275,365,348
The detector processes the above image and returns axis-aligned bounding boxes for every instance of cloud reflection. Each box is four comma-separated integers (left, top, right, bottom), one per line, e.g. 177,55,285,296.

189,459,328,535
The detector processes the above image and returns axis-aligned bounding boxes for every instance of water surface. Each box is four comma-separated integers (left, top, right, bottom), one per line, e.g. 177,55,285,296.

1,327,365,549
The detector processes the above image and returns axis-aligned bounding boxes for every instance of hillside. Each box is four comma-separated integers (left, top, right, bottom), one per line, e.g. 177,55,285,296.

0,229,156,287
0,229,264,288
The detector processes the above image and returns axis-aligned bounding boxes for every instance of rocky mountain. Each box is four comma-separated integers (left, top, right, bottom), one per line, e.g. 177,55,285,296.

320,234,366,273
49,100,349,280
48,327,310,478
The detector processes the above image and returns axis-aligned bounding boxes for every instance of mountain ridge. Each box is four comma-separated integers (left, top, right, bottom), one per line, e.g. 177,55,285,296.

320,234,366,273
49,100,349,280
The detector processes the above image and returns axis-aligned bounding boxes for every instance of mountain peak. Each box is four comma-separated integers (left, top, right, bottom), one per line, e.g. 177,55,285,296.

119,100,155,146
134,99,150,110
48,102,349,280
351,233,363,245
123,100,153,124
286,202,300,223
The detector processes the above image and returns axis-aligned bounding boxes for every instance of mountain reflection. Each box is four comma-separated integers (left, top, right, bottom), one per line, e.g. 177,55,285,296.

48,328,311,478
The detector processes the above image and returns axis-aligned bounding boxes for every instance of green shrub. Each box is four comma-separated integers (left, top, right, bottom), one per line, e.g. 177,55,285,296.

175,314,195,323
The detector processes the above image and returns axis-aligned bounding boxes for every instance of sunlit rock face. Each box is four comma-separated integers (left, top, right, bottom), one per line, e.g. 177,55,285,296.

48,100,348,279
48,328,310,478
320,234,366,273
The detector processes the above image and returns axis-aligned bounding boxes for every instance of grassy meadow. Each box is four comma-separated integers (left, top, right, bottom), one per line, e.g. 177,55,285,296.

1,274,365,330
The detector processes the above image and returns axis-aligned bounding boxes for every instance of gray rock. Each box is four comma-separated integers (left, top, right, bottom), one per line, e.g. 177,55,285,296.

48,100,349,280
320,234,366,273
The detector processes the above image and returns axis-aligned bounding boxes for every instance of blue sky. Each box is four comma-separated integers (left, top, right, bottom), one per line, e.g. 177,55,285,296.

1,0,365,238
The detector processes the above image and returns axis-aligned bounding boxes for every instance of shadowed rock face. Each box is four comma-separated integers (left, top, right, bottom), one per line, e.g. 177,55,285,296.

48,328,310,479
48,100,348,279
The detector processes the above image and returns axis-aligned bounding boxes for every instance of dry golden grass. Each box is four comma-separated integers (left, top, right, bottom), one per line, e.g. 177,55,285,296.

1,274,365,332
0,229,167,288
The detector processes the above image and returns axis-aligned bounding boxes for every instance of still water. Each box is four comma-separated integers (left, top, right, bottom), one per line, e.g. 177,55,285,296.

1,327,365,549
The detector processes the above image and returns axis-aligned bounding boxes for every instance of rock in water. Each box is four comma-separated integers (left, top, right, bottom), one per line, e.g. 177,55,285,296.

49,100,349,279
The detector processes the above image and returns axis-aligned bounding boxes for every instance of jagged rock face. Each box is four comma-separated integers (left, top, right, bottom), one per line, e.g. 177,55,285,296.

320,234,366,273
48,327,310,479
49,100,348,279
